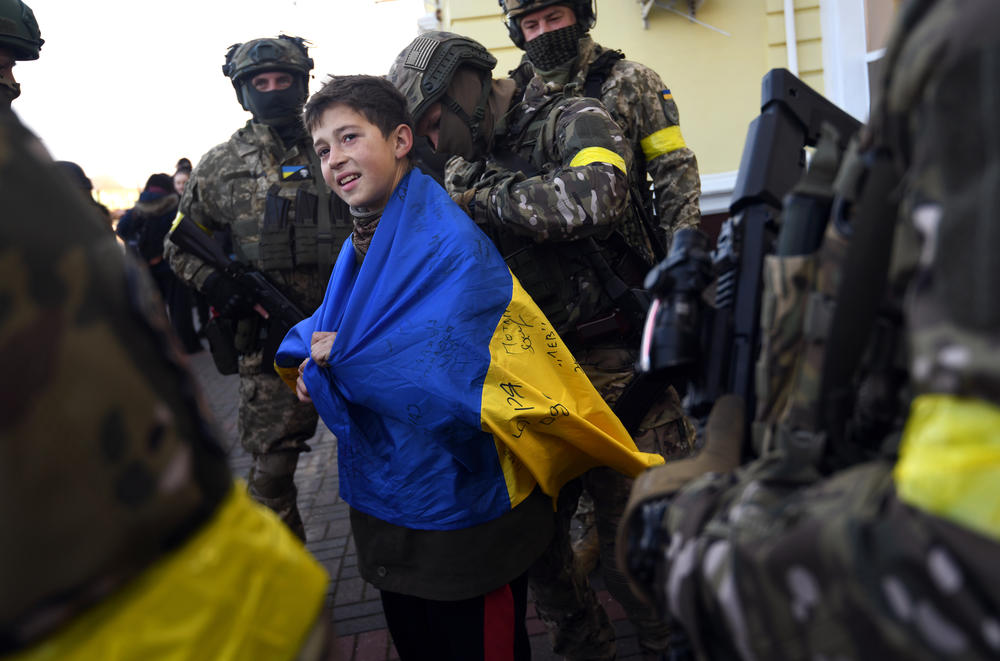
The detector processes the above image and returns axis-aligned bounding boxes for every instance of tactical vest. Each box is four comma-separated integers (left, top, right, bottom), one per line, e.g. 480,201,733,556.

248,150,352,280
751,2,939,470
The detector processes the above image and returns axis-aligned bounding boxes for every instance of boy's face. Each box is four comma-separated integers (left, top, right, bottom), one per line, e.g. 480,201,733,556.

312,103,412,210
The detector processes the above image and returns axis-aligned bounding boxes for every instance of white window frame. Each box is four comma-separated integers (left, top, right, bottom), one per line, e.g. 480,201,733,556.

820,0,871,122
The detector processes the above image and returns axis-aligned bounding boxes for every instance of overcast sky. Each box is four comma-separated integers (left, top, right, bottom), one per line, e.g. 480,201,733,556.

14,0,428,190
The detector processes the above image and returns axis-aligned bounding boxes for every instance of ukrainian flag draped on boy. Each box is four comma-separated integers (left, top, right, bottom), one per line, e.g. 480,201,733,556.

275,168,662,530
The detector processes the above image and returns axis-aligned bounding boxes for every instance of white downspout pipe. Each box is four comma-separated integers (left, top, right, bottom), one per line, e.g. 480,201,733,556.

784,0,799,75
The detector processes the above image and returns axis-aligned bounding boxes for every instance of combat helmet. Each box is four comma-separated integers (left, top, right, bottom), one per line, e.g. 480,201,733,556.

498,0,595,48
387,31,496,144
222,34,313,110
0,0,43,60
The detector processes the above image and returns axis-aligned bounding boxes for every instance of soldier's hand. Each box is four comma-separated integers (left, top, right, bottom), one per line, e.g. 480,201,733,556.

202,272,254,319
444,155,485,197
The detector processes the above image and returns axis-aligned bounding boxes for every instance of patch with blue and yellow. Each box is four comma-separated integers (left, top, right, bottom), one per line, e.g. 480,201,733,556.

275,168,663,531
281,165,310,180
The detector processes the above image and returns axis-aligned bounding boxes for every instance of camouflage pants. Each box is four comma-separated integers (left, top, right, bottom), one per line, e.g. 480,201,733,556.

528,345,692,660
238,351,318,540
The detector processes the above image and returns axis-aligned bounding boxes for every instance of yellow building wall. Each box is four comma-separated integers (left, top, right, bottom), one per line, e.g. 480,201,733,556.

431,0,824,179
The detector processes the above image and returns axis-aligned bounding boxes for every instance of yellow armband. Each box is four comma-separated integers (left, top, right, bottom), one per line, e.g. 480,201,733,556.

641,126,686,161
894,394,1000,542
569,147,627,175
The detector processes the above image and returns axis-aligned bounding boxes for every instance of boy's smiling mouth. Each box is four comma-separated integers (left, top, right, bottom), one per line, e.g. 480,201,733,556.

338,173,360,188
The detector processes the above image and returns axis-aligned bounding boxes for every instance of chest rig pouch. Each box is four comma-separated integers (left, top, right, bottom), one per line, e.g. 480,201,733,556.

257,155,352,278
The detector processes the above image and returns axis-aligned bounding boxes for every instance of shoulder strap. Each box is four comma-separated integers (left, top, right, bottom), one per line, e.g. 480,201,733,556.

583,49,625,99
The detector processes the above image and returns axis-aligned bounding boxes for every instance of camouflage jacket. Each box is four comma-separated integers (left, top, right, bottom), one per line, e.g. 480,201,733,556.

445,91,652,342
523,36,702,246
639,1,1000,658
165,120,350,314
0,109,232,651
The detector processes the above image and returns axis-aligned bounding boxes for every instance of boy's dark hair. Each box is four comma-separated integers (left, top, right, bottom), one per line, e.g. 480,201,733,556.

303,74,413,138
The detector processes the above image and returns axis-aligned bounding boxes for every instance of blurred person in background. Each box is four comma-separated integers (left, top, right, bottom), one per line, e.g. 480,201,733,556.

0,106,335,661
117,173,202,354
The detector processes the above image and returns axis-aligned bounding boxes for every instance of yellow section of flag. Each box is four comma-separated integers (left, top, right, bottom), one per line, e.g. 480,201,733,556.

481,275,664,506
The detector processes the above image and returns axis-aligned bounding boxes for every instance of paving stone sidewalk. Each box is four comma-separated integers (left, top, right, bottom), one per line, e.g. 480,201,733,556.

184,348,648,661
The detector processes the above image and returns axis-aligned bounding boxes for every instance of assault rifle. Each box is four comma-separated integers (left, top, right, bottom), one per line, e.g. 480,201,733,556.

636,68,862,456
170,216,307,327
169,216,307,374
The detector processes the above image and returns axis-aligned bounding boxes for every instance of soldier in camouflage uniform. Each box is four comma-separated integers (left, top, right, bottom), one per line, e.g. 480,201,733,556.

165,35,351,541
389,31,692,661
0,108,333,660
499,4,701,651
500,0,701,250
0,0,42,108
620,1,1000,659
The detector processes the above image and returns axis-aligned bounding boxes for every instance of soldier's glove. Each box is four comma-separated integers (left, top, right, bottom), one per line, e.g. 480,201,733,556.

444,154,485,198
616,394,745,611
202,272,254,319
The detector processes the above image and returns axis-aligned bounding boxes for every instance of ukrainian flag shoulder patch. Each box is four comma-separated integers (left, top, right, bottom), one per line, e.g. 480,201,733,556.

661,88,673,101
282,165,309,180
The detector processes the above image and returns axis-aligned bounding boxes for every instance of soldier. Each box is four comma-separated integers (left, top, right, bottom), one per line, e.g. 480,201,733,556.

389,31,692,661
165,35,351,540
620,1,1000,658
499,0,702,250
0,108,333,660
0,0,42,108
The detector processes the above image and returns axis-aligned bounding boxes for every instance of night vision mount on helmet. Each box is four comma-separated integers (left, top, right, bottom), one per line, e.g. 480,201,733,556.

498,0,596,48
222,35,313,110
0,0,43,60
387,31,497,145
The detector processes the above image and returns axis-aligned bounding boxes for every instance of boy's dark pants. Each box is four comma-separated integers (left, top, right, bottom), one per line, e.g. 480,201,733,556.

380,573,530,661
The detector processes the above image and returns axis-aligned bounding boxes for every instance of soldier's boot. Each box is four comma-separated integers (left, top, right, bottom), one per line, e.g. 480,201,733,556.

533,591,616,661
571,493,600,579
247,450,306,542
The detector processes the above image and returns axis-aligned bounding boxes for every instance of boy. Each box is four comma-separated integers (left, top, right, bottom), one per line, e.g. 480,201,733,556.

274,75,663,660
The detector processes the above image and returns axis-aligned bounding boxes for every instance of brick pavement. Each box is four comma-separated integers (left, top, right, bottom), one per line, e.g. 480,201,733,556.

183,348,648,661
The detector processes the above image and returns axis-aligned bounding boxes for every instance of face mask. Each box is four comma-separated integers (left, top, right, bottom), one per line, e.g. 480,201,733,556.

243,81,306,126
523,22,584,71
411,137,450,185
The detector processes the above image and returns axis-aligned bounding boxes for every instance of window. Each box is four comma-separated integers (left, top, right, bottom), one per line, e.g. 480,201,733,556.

821,0,900,122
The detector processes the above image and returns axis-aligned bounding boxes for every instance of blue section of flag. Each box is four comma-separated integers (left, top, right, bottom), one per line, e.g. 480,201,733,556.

275,169,514,530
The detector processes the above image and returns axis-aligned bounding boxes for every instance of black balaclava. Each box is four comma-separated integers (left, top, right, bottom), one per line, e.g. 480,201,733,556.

523,21,584,71
243,78,308,146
